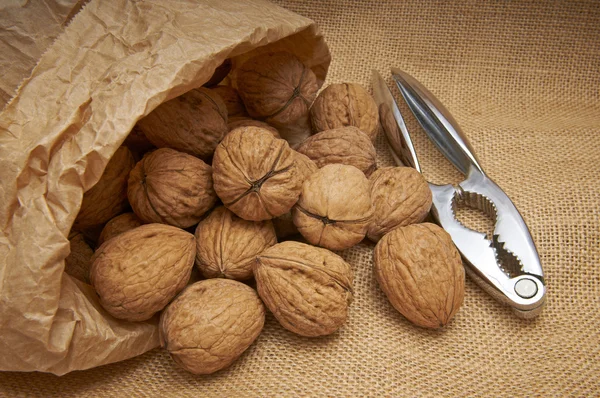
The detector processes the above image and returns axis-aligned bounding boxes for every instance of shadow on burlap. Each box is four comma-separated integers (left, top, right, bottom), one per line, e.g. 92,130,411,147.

1,0,598,396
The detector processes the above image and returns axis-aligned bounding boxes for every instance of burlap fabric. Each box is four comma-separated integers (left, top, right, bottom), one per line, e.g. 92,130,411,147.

1,0,598,396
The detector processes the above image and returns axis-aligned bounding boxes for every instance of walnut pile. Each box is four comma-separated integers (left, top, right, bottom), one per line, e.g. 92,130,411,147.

373,223,465,328
255,241,353,337
66,49,467,376
310,82,379,141
159,279,265,375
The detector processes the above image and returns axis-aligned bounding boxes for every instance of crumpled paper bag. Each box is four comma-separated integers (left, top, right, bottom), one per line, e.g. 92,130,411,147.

0,0,330,376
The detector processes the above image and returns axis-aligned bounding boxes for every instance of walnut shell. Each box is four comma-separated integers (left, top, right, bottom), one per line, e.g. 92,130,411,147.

236,52,318,146
90,224,195,321
373,223,465,328
194,206,277,280
212,127,303,221
227,117,280,138
65,233,94,283
255,241,353,337
137,87,228,158
310,82,379,141
123,125,155,156
97,212,143,247
73,146,135,230
296,126,377,176
127,148,217,228
293,164,373,250
159,279,265,375
210,85,246,117
367,167,432,242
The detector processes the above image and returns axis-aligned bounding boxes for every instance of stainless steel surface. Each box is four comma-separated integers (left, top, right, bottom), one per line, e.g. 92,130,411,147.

372,69,546,318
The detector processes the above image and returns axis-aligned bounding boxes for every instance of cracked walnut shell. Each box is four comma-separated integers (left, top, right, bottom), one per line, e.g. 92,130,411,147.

296,126,377,176
127,148,217,228
137,87,228,158
293,164,373,250
367,167,432,242
73,146,135,230
255,241,353,337
159,279,265,375
212,126,303,221
194,206,277,280
90,224,195,322
310,83,379,141
373,223,465,328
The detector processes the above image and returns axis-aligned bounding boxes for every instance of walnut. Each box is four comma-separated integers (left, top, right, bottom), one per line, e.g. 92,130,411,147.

310,82,379,141
227,117,280,138
194,206,277,280
203,59,232,87
236,52,318,147
73,146,135,230
159,279,265,375
97,212,143,247
293,164,373,250
373,223,465,328
64,233,94,283
367,167,432,242
90,224,195,321
127,148,217,228
210,85,247,117
212,127,303,221
296,126,377,176
137,87,228,159
255,241,353,337
123,125,155,157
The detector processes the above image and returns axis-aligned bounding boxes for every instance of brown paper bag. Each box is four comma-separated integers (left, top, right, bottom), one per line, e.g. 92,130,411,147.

0,0,330,375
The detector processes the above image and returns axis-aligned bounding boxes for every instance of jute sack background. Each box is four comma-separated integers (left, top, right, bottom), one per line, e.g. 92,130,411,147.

1,0,599,396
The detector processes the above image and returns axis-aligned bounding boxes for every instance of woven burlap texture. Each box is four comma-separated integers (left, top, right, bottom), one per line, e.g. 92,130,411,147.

1,0,599,396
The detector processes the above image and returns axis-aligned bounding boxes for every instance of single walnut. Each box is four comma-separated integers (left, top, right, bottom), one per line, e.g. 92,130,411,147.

159,279,265,375
272,152,318,239
293,164,373,250
255,241,353,337
65,233,94,283
194,206,277,280
296,126,377,176
210,85,247,117
97,212,143,247
236,52,318,146
73,146,135,230
368,167,432,242
212,127,303,221
373,223,465,328
128,148,217,228
310,82,379,141
137,87,228,158
90,224,195,321
227,117,280,138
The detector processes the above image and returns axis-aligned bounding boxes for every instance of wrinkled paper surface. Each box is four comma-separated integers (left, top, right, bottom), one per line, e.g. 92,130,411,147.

0,0,330,375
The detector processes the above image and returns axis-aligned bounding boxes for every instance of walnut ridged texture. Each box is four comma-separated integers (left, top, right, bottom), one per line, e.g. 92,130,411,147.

227,117,280,138
209,85,247,118
194,206,277,280
159,279,265,375
212,127,303,221
293,164,373,250
255,241,353,337
90,223,196,322
127,148,217,228
64,233,94,284
97,212,143,247
373,223,465,329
